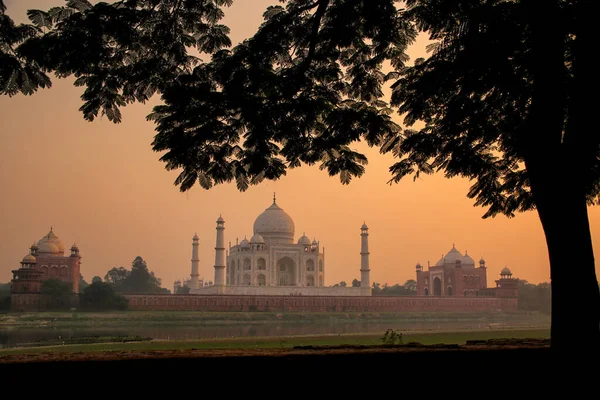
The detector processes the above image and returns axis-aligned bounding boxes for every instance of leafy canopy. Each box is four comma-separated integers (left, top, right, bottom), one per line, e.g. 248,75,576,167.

2,0,599,219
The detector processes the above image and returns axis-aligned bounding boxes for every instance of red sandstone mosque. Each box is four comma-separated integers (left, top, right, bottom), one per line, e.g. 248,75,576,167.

10,228,81,310
415,245,518,299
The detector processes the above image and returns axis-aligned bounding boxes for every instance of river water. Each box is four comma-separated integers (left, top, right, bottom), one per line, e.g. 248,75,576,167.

0,318,548,348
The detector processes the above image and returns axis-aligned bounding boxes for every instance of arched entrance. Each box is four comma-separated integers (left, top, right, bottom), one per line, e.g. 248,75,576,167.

424,287,429,296
257,274,266,286
277,257,296,286
447,286,453,296
433,277,442,296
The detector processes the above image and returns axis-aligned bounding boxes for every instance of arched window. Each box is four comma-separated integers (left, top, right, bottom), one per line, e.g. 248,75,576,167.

306,275,315,286
306,259,315,272
433,277,442,296
50,266,59,276
243,258,251,270
447,286,453,296
319,260,323,272
59,266,68,276
257,258,266,270
424,288,429,296
243,274,251,285
257,274,266,286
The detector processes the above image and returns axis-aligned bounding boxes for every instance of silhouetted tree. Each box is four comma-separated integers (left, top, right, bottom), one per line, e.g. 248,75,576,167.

0,282,10,311
404,279,417,293
519,280,551,315
79,274,89,293
351,279,360,287
41,278,74,309
80,281,128,310
91,276,102,284
104,257,168,293
372,282,381,295
104,266,129,291
2,0,598,351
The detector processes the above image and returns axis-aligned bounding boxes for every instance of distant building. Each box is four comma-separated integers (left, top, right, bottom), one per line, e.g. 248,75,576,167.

10,228,82,310
189,194,372,296
415,245,518,298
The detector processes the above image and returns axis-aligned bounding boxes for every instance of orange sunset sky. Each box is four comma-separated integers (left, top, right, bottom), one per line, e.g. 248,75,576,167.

1,0,598,290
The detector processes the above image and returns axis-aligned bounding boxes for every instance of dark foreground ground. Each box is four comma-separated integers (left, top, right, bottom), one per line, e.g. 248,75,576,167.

0,338,591,393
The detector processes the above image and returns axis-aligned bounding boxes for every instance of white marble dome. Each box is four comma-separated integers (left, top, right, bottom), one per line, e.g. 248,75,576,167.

253,200,295,244
250,233,265,244
297,234,311,246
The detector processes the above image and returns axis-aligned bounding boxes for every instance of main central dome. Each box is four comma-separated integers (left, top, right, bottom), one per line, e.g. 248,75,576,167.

253,197,295,244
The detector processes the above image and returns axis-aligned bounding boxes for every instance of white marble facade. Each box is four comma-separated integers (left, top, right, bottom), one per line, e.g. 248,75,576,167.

190,195,371,297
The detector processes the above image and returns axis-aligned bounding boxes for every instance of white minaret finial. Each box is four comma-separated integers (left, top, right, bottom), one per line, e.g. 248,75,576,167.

190,233,200,289
214,215,226,287
360,222,371,292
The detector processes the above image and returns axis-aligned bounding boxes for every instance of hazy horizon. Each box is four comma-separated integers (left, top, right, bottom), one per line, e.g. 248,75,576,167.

1,0,598,290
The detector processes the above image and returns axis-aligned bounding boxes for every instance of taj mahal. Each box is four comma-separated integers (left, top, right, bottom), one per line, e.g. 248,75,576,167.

187,194,372,297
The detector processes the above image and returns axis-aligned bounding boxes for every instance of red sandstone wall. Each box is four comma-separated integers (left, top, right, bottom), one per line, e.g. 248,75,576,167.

123,294,518,312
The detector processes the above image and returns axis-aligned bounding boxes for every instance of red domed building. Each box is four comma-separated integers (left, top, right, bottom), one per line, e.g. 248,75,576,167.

10,227,82,311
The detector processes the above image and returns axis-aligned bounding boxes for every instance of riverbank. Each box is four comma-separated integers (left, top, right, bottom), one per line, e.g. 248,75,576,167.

0,328,549,357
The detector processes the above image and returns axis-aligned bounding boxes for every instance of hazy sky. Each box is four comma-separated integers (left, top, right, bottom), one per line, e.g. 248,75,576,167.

1,0,598,290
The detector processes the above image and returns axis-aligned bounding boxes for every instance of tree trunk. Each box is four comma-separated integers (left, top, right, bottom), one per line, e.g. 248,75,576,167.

531,175,600,353
524,0,600,354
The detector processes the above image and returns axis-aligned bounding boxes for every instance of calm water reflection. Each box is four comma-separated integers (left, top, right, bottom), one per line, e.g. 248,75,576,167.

0,320,520,348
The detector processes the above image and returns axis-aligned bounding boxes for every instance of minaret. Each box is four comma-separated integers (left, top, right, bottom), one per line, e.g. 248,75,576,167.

190,233,200,289
360,222,370,291
214,215,226,287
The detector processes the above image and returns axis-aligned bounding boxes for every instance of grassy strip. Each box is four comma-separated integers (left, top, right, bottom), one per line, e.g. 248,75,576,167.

0,328,549,356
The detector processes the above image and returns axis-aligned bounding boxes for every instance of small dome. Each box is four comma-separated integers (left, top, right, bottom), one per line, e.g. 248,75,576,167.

193,233,199,241
22,254,36,263
479,257,486,264
361,223,368,230
71,243,79,251
312,239,318,245
30,243,38,250
250,233,265,244
501,267,512,276
298,234,311,246
217,215,224,223
415,262,422,269
239,237,250,247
